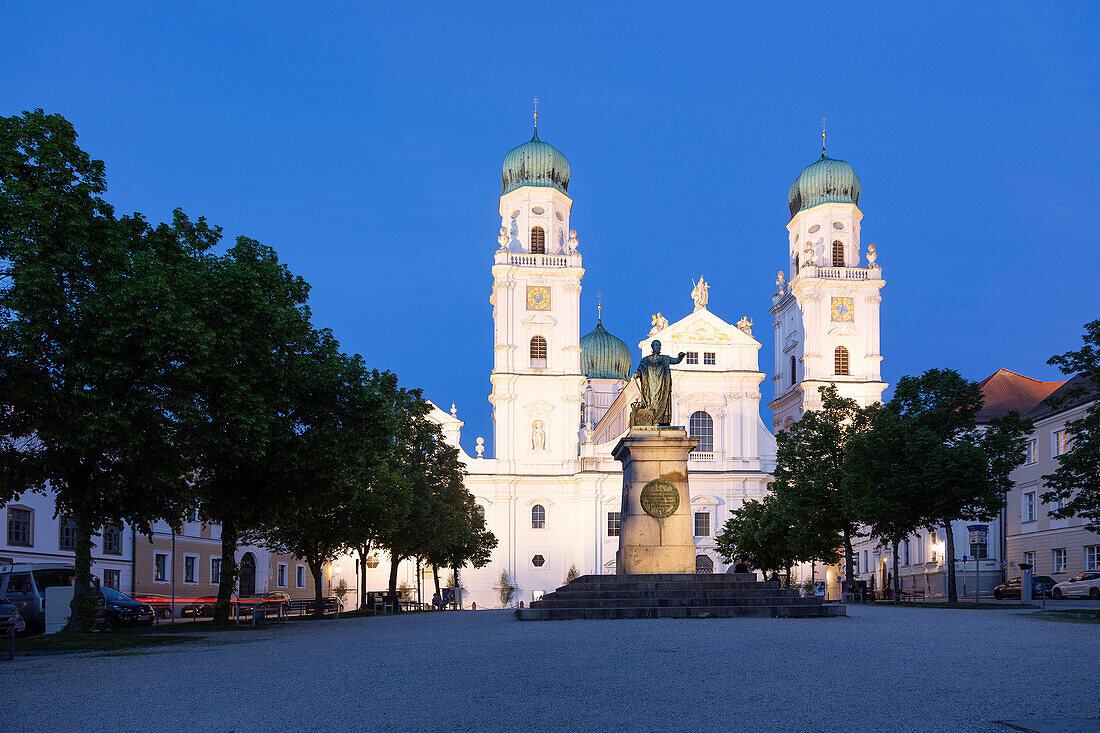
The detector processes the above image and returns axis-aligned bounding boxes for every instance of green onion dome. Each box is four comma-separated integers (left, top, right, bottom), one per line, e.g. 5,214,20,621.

580,319,631,380
502,129,571,195
788,154,861,219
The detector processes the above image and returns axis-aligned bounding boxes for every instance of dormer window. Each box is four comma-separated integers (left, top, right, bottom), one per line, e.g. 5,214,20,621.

530,226,546,254
832,241,844,267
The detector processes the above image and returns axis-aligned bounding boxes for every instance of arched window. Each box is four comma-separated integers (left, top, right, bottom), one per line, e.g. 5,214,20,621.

530,336,547,367
475,504,485,521
689,411,714,453
531,504,546,529
834,346,850,375
793,255,799,275
695,554,714,574
530,226,546,254
832,240,845,267
790,355,797,386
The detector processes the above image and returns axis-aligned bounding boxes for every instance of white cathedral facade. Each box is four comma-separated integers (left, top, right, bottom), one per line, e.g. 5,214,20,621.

334,127,887,608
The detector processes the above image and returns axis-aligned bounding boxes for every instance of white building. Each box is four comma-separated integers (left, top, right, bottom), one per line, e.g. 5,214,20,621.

333,126,886,609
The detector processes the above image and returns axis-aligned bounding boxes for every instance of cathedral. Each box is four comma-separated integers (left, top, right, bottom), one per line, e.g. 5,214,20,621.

346,124,887,608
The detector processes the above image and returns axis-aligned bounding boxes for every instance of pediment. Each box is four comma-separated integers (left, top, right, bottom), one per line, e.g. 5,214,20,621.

524,313,558,328
524,399,554,413
643,308,757,348
827,324,858,337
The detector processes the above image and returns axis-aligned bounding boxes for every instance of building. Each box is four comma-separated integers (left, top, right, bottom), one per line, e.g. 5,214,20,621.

1004,374,1099,582
331,124,886,608
848,368,1067,598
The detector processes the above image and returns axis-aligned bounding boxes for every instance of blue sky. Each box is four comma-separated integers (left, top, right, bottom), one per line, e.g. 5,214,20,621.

4,3,1098,454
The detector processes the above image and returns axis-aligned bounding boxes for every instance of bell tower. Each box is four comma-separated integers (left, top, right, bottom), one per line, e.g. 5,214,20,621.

488,115,585,471
770,134,886,431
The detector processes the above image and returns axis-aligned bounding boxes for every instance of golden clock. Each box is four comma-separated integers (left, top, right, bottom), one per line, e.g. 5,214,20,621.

527,286,551,311
831,297,854,322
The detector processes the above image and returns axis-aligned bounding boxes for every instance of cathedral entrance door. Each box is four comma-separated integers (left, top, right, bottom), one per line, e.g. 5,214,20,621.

239,552,256,597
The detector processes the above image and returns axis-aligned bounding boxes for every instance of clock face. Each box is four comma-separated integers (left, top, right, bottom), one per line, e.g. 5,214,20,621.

831,297,854,322
527,286,551,311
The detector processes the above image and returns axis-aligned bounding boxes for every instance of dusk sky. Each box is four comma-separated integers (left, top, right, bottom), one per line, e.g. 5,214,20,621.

4,3,1097,455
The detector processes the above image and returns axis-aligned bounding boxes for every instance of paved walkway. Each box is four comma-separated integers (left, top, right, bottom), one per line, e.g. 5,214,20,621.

2,605,1097,732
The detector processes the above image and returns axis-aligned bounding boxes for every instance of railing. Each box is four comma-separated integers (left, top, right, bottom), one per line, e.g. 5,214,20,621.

812,266,873,280
496,252,578,268
689,451,715,461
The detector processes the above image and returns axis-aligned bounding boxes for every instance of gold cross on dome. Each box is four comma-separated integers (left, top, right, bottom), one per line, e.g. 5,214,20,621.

533,97,540,125
821,117,827,154
597,291,603,319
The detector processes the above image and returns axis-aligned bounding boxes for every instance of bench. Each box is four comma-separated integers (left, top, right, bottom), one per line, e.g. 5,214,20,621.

287,597,339,618
897,589,926,603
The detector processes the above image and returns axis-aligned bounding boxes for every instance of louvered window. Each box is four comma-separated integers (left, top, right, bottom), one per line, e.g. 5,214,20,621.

832,241,844,267
834,346,849,375
530,226,546,254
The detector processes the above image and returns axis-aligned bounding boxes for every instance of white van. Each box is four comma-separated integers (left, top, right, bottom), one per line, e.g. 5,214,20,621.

0,563,104,632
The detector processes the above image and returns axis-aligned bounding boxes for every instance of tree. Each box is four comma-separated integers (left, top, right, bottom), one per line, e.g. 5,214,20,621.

771,385,867,585
888,369,1031,602
0,111,212,630
1042,319,1100,531
182,237,321,621
844,404,933,601
498,570,517,608
714,496,800,580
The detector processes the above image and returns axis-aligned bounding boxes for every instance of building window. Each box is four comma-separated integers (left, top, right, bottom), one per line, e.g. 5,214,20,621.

695,555,714,574
1023,551,1035,569
1024,491,1036,522
531,554,546,568
703,352,716,365
832,240,844,267
790,355,797,386
103,525,122,555
1025,438,1037,465
1052,548,1067,574
184,555,197,584
531,504,546,529
793,255,799,275
154,553,169,582
58,517,76,551
689,411,714,453
685,352,698,364
530,226,545,254
296,565,306,588
6,508,32,547
834,346,849,376
862,550,868,574
1052,429,1069,456
103,568,120,590
902,540,910,566
1085,546,1099,571
607,512,621,537
694,511,711,538
277,563,288,588
530,336,547,367
210,557,222,585
970,541,988,559
475,505,485,520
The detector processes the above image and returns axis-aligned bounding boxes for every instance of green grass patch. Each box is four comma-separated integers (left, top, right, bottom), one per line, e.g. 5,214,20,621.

13,631,195,655
1030,609,1100,625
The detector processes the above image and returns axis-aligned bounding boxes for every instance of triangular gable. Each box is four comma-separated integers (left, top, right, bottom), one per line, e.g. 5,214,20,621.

640,308,758,350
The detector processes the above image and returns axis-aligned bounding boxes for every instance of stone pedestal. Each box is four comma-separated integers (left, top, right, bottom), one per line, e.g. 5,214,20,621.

613,427,697,575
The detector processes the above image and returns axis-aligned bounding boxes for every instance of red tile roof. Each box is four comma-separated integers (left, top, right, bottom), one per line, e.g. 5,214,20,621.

977,369,1065,423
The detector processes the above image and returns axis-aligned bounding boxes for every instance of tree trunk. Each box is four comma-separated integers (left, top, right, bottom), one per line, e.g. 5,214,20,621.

357,543,370,609
892,538,902,604
387,548,400,613
943,522,958,602
453,565,461,609
432,564,441,598
842,528,855,600
213,515,239,622
308,557,324,606
784,565,791,589
63,504,98,633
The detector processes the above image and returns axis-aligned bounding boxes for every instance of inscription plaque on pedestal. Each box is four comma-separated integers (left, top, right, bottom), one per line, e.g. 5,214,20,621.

640,479,679,518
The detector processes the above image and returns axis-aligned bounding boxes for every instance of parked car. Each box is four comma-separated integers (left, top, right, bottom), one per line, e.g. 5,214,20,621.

0,591,27,635
0,563,103,631
180,596,218,618
1052,572,1100,600
132,593,175,619
993,576,1056,600
243,591,291,612
97,587,155,630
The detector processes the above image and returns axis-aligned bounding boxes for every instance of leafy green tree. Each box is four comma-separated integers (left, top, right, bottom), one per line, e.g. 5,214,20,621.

714,495,800,580
844,404,933,601
0,111,213,630
182,237,321,621
888,369,1031,601
498,570,517,608
1042,319,1100,531
771,385,867,584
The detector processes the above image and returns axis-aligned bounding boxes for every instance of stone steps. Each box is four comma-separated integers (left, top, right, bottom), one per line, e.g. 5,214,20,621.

517,573,845,621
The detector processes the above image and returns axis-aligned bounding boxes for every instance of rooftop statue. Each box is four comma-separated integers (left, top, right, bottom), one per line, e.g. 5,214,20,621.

631,339,685,427
691,276,709,311
648,312,669,336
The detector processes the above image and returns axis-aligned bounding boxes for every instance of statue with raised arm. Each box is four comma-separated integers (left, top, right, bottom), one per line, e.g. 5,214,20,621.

633,340,685,426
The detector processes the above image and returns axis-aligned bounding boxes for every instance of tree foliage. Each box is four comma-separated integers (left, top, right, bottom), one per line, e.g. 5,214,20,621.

1042,319,1100,531
714,496,800,576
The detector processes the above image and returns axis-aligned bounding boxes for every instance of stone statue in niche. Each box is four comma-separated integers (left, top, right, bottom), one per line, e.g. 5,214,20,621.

531,420,547,450
631,340,685,427
691,276,709,311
